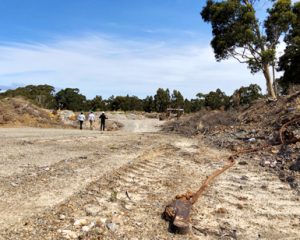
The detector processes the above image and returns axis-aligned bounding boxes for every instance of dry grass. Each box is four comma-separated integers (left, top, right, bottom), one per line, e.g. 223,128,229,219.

0,97,64,128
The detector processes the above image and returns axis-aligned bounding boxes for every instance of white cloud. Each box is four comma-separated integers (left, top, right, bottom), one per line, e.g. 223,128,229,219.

0,34,269,99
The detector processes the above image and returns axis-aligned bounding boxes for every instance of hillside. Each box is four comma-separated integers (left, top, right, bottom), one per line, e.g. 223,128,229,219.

0,97,63,128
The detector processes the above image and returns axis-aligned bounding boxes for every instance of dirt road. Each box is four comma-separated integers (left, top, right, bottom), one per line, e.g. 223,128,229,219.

0,119,299,239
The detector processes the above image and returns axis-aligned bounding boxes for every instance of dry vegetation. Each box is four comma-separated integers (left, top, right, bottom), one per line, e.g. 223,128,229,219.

0,97,63,128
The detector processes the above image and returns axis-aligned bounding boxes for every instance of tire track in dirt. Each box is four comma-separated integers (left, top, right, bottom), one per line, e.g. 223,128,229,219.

190,156,300,239
1,140,209,239
0,132,163,232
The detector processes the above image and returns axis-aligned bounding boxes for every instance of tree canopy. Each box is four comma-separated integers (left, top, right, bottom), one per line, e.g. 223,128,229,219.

55,88,87,111
201,0,296,98
277,2,300,93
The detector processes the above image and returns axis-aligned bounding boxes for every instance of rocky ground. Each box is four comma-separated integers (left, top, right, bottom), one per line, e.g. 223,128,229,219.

1,111,300,239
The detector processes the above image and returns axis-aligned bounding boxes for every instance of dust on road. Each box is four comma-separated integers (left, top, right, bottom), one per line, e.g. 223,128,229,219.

0,118,299,239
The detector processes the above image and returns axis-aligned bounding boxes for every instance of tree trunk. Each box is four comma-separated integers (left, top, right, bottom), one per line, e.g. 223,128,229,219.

263,64,277,98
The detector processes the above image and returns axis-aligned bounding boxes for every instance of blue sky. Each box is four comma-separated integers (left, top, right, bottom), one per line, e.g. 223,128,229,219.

0,0,283,99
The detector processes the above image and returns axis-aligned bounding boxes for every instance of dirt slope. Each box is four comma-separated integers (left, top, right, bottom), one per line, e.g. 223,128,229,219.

0,97,62,128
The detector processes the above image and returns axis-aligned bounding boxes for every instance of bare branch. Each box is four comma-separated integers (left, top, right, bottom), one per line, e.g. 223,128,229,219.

230,54,249,63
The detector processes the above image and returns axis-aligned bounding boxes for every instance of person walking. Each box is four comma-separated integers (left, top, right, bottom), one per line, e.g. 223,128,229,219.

99,112,107,131
77,112,85,130
87,111,96,130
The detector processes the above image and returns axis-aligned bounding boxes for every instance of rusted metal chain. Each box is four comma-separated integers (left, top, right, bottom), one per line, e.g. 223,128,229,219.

190,156,235,204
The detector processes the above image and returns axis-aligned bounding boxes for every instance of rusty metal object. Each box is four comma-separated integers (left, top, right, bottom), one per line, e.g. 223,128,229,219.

164,198,192,234
279,116,300,144
163,157,235,234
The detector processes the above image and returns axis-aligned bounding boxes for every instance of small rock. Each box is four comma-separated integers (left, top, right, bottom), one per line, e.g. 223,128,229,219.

286,176,295,183
81,226,90,232
250,129,257,134
270,160,277,168
289,158,300,171
270,148,279,154
247,138,256,143
238,161,248,165
59,229,78,239
85,204,101,216
92,217,106,228
240,176,249,181
11,182,18,187
74,218,88,227
260,160,271,167
106,222,118,232
279,172,286,181
111,215,123,225
93,227,104,234
215,208,228,214
59,214,66,220
287,107,296,112
236,203,243,209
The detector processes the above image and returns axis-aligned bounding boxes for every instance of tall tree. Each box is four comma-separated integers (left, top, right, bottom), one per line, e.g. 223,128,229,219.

143,96,155,112
278,2,300,93
55,88,87,111
154,88,170,112
88,95,106,111
201,0,295,98
204,88,230,110
170,90,184,108
231,83,262,106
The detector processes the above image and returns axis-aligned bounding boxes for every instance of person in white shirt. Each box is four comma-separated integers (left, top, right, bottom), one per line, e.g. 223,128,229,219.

77,112,85,130
87,111,96,130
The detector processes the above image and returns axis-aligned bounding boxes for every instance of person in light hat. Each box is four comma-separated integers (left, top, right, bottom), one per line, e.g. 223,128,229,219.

99,111,107,131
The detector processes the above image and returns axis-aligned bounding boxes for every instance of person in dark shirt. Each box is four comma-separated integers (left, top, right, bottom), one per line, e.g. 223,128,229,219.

99,112,107,131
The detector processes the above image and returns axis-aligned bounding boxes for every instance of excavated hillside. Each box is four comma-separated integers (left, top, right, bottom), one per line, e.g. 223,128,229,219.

0,97,64,128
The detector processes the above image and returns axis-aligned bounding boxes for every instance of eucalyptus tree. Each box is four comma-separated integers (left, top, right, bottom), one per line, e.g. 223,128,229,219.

201,0,295,98
278,2,300,93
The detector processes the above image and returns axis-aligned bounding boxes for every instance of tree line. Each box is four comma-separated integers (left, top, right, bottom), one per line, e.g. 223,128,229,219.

0,83,265,113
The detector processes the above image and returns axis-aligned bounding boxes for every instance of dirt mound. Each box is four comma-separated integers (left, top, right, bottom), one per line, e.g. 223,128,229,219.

162,109,238,137
0,97,64,128
163,92,299,141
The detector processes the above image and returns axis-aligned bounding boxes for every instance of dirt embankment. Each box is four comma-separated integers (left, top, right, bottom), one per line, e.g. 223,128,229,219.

0,97,63,128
